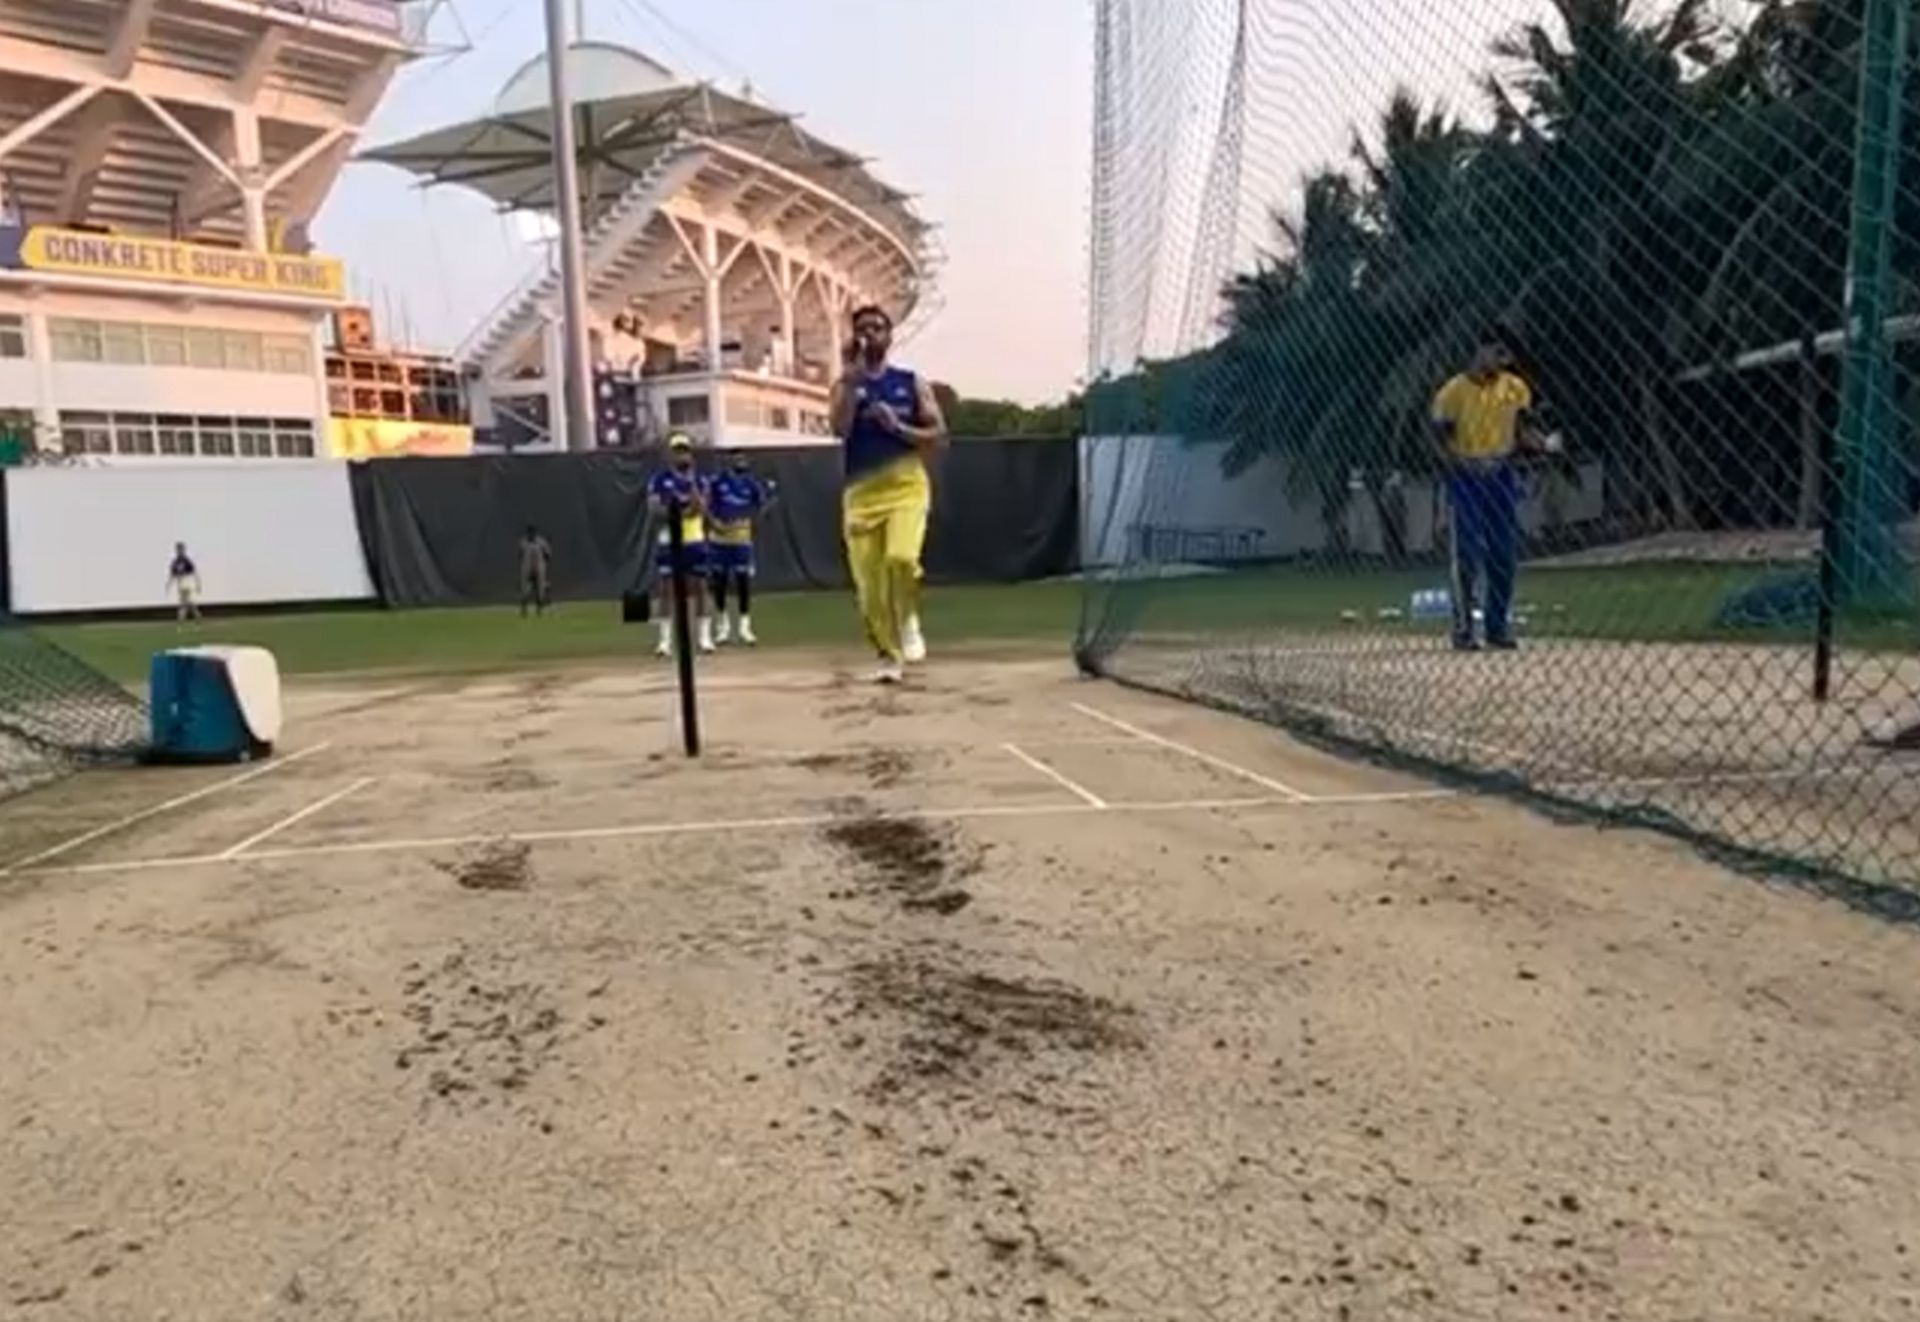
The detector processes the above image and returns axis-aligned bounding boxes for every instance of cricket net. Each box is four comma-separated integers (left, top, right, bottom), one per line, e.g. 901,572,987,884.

1078,0,1920,896
0,619,148,800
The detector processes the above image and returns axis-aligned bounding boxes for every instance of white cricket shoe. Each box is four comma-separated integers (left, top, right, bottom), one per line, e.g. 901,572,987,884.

655,639,672,659
697,619,715,654
713,616,732,646
869,657,905,685
901,614,927,664
738,618,758,646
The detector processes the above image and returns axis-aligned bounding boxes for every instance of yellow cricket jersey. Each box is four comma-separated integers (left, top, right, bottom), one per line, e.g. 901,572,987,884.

843,454,931,521
1432,371,1532,460
648,470,706,544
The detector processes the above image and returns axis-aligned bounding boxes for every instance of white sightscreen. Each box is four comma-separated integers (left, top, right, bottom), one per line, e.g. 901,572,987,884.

7,463,376,614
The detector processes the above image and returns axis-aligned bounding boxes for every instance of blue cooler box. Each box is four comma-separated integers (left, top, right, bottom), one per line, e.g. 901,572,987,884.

149,647,281,763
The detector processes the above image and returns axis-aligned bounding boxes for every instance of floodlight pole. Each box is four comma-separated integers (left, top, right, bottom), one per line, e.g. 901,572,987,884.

543,0,596,453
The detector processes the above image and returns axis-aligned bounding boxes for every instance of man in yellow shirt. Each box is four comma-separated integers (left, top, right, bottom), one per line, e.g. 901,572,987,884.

1431,337,1537,651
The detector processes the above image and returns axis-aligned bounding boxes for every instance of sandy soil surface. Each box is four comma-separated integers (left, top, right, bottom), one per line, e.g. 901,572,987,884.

1,650,1917,1321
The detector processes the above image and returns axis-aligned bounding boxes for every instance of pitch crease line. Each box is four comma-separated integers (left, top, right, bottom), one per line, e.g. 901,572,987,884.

219,776,376,860
1070,702,1311,801
20,794,1305,877
1002,743,1108,808
2,741,335,874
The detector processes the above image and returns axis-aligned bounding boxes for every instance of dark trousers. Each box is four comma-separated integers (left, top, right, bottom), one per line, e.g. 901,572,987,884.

1448,462,1521,644
520,574,550,615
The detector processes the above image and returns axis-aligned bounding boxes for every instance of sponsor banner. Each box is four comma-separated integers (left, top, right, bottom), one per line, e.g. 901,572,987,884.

10,227,345,300
327,418,474,459
267,0,404,35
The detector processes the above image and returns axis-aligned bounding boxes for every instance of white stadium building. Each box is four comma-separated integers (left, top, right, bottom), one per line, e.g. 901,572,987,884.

364,40,938,452
0,5,935,461
0,0,422,461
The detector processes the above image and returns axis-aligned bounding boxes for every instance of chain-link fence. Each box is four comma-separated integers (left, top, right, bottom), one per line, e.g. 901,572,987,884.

1078,0,1920,894
0,623,147,800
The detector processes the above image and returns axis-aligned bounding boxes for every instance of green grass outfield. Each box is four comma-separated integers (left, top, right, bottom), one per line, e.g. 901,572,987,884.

37,562,1915,686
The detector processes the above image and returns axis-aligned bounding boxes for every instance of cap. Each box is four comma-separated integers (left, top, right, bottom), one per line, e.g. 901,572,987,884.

667,433,693,451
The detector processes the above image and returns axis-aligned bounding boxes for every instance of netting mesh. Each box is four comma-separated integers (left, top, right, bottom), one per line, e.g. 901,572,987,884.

1080,0,1920,892
0,622,147,799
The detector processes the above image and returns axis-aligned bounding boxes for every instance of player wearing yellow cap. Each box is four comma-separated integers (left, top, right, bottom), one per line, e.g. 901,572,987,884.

647,433,714,658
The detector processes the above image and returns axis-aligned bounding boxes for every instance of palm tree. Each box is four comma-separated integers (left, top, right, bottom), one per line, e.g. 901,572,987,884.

1476,0,1732,531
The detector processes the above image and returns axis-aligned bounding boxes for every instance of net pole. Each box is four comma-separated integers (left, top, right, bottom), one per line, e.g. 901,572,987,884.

1831,0,1913,608
1815,346,1839,703
666,498,701,757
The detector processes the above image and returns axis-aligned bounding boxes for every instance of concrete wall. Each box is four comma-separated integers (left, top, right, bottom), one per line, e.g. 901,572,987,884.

0,288,328,443
6,462,374,614
1080,434,1606,567
0,357,34,413
44,361,316,418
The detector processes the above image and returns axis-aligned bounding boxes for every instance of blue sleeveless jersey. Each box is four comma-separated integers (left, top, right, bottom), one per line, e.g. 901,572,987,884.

844,366,923,484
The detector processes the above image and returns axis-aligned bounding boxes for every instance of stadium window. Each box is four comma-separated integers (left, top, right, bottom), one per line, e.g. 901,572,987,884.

409,365,463,422
144,323,187,367
666,395,710,426
186,327,224,370
112,413,157,455
156,414,196,456
263,334,311,375
222,330,263,372
770,406,793,431
237,420,275,458
197,417,237,457
273,420,315,458
58,411,111,454
49,318,103,363
101,321,145,365
0,313,25,359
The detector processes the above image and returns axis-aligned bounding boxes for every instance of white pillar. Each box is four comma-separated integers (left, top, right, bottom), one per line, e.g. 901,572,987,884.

233,109,269,251
701,221,723,374
541,313,567,450
25,308,57,452
776,250,797,376
308,316,331,450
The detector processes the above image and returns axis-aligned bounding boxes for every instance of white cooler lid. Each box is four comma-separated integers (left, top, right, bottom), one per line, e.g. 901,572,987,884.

166,645,283,746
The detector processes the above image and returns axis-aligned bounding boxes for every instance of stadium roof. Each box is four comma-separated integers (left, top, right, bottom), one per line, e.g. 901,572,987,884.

361,42,929,262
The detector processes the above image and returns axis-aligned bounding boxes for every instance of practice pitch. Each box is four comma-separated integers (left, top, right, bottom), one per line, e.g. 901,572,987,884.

1,652,1916,1319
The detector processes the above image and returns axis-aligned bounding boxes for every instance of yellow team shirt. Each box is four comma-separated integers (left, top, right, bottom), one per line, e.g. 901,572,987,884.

1432,371,1532,460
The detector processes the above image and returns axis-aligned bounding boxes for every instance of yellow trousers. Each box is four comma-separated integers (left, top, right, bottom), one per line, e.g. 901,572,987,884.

843,459,930,660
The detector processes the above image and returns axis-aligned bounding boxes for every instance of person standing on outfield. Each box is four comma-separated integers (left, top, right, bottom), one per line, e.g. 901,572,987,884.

165,541,202,624
829,304,948,684
1431,335,1540,652
647,433,714,658
518,524,553,618
705,451,776,646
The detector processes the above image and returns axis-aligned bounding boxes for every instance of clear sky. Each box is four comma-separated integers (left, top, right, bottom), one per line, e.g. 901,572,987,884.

316,0,1094,405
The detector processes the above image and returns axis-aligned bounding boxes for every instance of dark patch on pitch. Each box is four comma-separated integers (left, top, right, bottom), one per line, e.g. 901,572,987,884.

822,814,975,914
436,840,534,893
794,747,914,788
841,954,1141,1100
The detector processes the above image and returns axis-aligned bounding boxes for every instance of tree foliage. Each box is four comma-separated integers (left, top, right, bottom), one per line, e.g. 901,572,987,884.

931,382,1084,437
1103,0,1920,536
